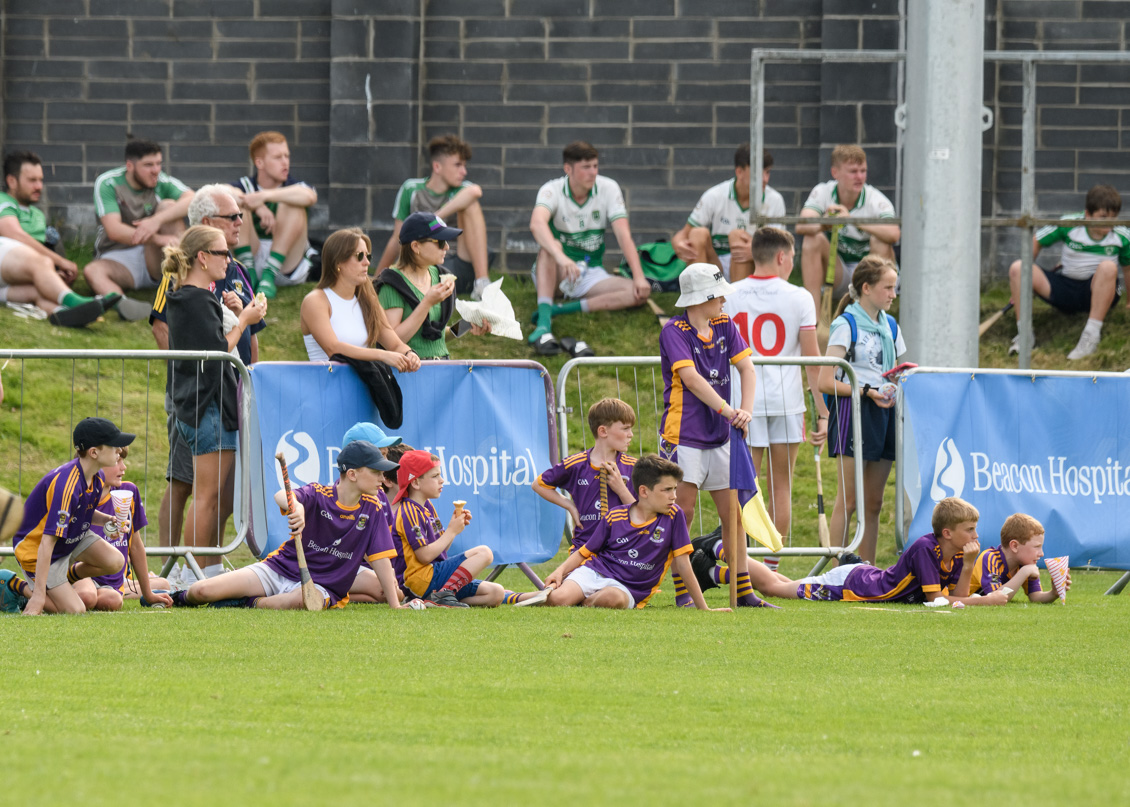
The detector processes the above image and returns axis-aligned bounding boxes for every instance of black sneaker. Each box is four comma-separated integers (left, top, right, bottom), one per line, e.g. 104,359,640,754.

690,549,718,592
208,597,252,608
47,299,104,328
139,589,170,607
426,589,469,608
838,552,866,567
691,524,723,561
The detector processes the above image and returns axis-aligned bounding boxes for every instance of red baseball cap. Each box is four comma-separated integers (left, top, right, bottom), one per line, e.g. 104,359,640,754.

393,450,441,504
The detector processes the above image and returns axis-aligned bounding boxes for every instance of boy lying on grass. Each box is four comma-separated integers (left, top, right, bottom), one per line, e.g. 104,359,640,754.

970,512,1070,602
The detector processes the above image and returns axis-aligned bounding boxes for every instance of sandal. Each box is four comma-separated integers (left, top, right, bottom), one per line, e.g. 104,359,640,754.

531,330,563,355
559,337,595,357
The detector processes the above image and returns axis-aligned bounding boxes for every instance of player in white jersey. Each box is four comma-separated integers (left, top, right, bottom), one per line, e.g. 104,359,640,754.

1007,184,1130,360
672,145,787,282
797,144,900,316
527,141,650,355
723,228,828,547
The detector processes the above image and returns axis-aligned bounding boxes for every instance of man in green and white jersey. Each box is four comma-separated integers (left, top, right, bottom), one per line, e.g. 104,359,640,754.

0,150,105,327
84,139,192,320
1007,184,1130,360
528,141,650,354
797,144,900,315
377,134,491,300
672,144,787,283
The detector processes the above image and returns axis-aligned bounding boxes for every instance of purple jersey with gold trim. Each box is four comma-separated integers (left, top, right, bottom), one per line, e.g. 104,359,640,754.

91,481,148,590
799,534,964,602
13,458,104,573
578,503,692,607
537,450,636,550
660,313,751,449
971,545,1042,596
263,482,396,605
393,498,447,595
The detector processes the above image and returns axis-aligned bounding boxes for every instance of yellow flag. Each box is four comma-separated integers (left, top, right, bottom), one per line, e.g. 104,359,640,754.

741,488,783,553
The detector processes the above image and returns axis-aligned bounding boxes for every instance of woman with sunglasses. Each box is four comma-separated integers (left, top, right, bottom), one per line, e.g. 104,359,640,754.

376,211,488,360
163,225,267,582
300,227,421,371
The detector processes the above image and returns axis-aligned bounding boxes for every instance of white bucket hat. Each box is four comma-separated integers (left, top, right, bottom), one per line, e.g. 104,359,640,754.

675,262,736,307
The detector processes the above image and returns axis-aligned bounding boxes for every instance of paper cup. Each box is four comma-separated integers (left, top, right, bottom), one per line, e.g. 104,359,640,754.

110,490,133,523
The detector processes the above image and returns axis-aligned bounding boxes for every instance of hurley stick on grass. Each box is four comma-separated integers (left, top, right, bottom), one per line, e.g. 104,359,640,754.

275,452,324,612
978,301,1014,338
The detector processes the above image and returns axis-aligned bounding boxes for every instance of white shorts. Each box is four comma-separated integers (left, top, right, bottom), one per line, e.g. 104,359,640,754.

96,244,159,289
32,530,104,590
249,561,330,602
719,252,732,281
663,441,731,491
559,264,611,299
841,260,860,280
565,564,636,608
796,563,862,587
0,236,23,282
746,413,807,448
255,239,312,285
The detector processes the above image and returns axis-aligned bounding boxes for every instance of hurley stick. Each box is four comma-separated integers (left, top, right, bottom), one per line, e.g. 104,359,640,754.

275,452,324,612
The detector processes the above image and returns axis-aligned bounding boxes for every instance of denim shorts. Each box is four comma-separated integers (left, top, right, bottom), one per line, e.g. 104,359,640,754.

175,401,237,455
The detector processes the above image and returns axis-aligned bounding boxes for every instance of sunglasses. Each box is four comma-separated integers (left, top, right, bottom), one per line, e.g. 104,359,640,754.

202,249,229,257
210,212,243,221
354,251,372,262
419,239,448,248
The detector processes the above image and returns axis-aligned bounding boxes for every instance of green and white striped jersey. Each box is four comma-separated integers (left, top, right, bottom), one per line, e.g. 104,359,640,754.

687,179,786,255
802,180,896,262
1036,213,1130,280
534,175,627,264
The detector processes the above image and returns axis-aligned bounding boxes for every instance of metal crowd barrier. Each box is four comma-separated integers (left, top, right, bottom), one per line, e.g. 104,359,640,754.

0,348,251,580
555,355,866,576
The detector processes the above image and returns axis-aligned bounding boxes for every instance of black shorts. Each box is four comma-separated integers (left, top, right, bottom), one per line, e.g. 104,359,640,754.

826,394,896,462
1039,266,1121,314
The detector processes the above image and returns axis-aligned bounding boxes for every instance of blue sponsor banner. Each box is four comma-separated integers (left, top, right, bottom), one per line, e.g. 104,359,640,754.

902,372,1130,569
246,361,564,565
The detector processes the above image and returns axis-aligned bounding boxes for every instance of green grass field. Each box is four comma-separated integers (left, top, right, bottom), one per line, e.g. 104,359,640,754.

2,256,1130,805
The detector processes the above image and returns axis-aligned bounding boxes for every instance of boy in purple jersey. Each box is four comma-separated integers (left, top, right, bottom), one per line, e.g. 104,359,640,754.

739,497,1014,606
970,513,1068,602
658,263,767,608
171,441,407,610
534,398,637,553
541,455,729,610
86,446,172,611
11,418,132,615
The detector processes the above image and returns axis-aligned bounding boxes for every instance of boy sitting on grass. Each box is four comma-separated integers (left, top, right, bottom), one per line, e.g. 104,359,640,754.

86,445,172,610
539,455,730,611
533,397,637,553
341,422,405,605
733,497,1014,606
11,417,133,615
393,449,548,608
171,441,406,610
970,512,1070,602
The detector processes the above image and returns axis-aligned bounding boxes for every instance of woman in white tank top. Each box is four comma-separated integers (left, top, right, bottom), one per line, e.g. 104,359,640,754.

300,228,421,372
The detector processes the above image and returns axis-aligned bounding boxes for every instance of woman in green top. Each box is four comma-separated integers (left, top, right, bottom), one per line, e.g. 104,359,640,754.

376,211,487,358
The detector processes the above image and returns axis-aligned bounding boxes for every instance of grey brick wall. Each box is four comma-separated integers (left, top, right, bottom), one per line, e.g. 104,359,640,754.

4,0,1130,278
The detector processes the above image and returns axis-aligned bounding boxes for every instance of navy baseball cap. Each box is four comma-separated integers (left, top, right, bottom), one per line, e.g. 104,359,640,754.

399,211,462,244
342,422,402,449
337,440,399,474
73,417,136,452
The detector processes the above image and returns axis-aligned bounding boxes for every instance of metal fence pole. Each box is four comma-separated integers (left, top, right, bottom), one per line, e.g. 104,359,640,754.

1018,57,1037,369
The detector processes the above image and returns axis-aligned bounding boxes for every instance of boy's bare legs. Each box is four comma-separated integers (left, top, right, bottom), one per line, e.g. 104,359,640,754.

92,584,124,611
686,227,722,269
183,450,235,577
37,581,91,614
745,558,802,599
455,202,490,285
830,454,857,555
267,203,310,276
750,443,801,536
801,231,831,314
542,579,631,609
461,579,505,607
349,567,393,604
727,229,753,281
184,565,266,605
545,580,586,606
582,277,645,312
584,587,631,609
859,460,892,565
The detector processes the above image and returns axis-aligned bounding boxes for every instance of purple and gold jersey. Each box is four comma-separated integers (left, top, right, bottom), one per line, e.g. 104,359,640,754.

263,482,396,606
971,546,1042,596
799,534,964,603
393,499,446,596
578,503,692,608
537,450,637,550
660,313,751,449
91,481,148,591
13,458,104,574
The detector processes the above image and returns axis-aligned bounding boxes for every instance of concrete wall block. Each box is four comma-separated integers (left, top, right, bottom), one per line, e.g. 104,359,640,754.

549,19,629,38
5,0,86,13
48,18,130,38
5,59,87,78
45,102,130,122
89,0,172,16
592,0,675,15
89,82,169,100
507,83,588,104
547,105,630,125
134,39,214,59
132,19,213,38
173,0,255,15
174,81,249,101
371,20,420,59
426,0,505,15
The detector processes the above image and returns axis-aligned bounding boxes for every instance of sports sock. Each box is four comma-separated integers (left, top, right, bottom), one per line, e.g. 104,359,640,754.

712,539,726,562
673,573,693,606
59,290,95,308
233,246,255,280
502,591,521,605
7,575,31,599
550,300,583,317
170,590,191,607
735,572,755,599
535,299,553,332
764,556,780,573
712,567,730,585
66,564,81,585
439,564,474,595
1084,318,1103,338
248,596,263,608
263,249,286,281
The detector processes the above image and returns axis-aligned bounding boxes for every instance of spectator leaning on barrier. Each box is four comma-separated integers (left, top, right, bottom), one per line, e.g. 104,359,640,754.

0,150,107,327
1007,184,1130,361
162,225,266,583
378,134,492,301
231,131,317,299
84,138,193,321
671,144,788,283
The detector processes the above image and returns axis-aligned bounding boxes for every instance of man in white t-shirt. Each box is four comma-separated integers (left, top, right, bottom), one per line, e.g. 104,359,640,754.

527,141,651,355
797,144,900,315
724,228,828,550
672,144,787,282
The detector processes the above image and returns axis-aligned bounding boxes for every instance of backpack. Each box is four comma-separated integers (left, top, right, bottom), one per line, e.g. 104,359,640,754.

617,240,686,292
825,310,899,406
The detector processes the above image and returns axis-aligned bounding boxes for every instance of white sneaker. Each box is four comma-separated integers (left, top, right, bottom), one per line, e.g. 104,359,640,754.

1008,334,1036,355
471,277,491,301
1067,330,1100,360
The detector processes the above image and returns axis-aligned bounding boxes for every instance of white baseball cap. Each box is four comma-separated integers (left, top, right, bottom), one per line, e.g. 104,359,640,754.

675,263,736,308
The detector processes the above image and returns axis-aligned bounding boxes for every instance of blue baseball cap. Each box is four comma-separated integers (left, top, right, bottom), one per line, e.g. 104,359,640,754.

399,211,463,244
337,440,399,474
342,422,402,449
